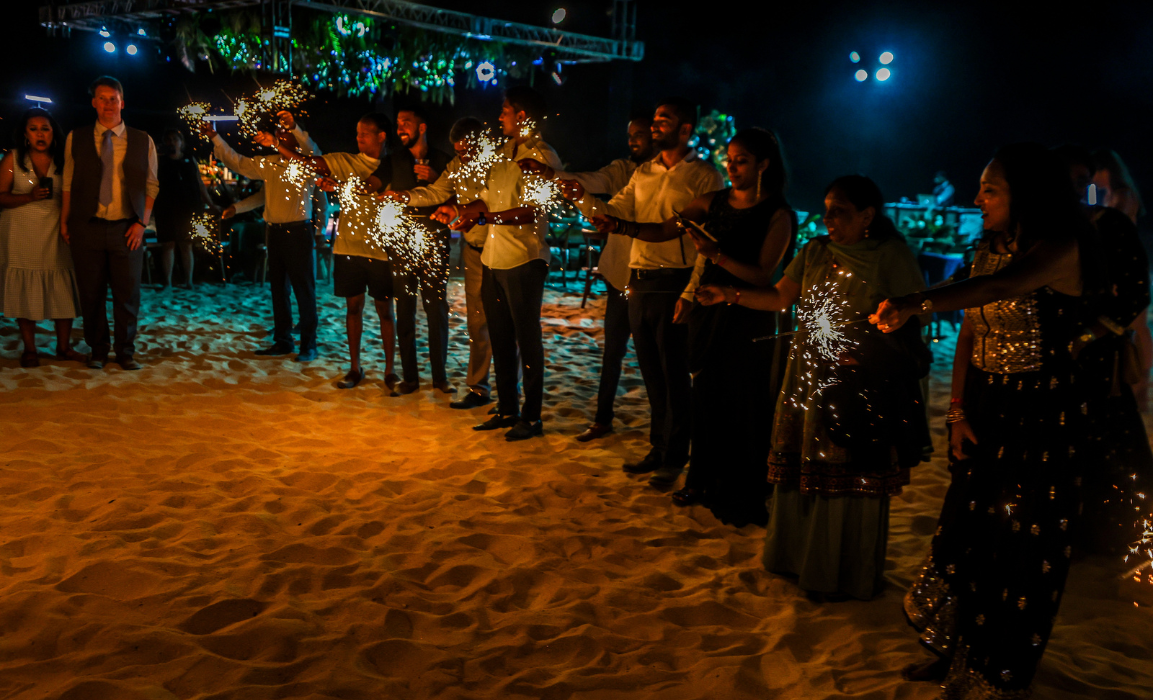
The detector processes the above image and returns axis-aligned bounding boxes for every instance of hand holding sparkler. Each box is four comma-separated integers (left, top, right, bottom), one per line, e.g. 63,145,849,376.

198,120,217,141
276,110,296,131
695,284,733,306
687,227,721,260
431,204,462,226
253,131,277,149
590,215,621,235
316,177,338,193
870,295,919,333
221,205,237,220
379,190,410,203
517,158,556,180
556,179,585,201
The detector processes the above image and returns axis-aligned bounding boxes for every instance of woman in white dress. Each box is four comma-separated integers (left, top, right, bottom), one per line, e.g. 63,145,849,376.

0,108,83,367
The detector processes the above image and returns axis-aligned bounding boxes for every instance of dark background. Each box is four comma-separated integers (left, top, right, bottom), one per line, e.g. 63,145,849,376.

5,1,1152,214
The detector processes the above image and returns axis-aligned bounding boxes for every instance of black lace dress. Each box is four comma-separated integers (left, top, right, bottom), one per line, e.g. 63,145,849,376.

905,241,1090,699
684,190,796,527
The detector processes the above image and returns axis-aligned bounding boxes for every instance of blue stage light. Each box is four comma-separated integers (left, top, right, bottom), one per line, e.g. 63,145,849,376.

876,68,891,81
103,42,116,53
880,51,894,64
126,44,139,55
552,8,567,24
476,61,496,82
855,69,868,82
849,51,860,63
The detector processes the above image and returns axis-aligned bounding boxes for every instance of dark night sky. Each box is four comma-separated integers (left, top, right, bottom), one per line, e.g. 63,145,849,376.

5,1,1153,214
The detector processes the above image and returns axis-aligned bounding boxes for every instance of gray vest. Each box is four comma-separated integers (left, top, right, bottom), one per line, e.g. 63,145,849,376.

68,124,150,226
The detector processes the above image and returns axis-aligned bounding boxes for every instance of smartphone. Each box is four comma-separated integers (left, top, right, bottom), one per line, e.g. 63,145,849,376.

39,176,53,197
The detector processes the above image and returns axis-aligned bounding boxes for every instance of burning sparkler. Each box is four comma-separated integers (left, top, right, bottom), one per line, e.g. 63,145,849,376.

178,102,212,139
190,213,222,256
235,80,312,138
521,175,565,215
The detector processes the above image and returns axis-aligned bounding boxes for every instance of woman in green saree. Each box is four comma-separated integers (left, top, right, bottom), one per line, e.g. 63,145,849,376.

697,175,931,600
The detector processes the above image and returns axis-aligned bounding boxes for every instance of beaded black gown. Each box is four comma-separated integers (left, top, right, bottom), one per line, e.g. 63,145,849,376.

905,241,1089,699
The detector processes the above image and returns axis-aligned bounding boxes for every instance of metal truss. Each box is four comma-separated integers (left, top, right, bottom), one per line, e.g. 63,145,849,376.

38,0,644,63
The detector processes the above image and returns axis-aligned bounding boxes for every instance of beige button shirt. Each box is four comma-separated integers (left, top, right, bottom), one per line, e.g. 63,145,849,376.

211,126,318,224
323,152,384,261
573,151,724,270
479,136,563,270
560,158,638,291
63,122,160,220
406,156,490,248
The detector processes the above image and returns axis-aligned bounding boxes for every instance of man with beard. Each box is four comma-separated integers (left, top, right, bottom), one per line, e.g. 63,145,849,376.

552,98,724,486
385,106,453,395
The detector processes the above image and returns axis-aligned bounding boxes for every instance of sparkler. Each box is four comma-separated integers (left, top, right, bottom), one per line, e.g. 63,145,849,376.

189,213,222,256
281,158,318,193
782,269,861,408
235,80,312,137
178,102,212,139
521,175,565,215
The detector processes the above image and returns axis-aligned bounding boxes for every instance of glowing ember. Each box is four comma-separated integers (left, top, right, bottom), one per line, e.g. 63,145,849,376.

178,102,212,138
189,213,222,255
522,175,564,214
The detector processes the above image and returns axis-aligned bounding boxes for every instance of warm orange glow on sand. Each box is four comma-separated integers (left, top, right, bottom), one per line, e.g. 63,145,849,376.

1,282,1150,697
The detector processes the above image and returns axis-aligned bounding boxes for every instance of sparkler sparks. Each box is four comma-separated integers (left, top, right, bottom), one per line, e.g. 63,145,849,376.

783,270,861,408
521,175,564,215
190,213,222,255
178,102,212,139
235,80,312,137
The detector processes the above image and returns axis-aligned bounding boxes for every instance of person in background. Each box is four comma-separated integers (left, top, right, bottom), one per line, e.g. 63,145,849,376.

551,97,724,487
553,114,655,442
874,144,1100,697
387,105,454,395
384,116,494,409
276,113,394,390
700,174,929,591
61,75,159,371
154,128,218,289
652,127,796,526
1093,148,1152,410
0,107,83,367
933,170,955,207
435,86,563,441
204,111,320,362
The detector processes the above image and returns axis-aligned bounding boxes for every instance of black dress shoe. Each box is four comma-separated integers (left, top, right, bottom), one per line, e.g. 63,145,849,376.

20,351,40,368
505,420,543,441
432,380,454,395
396,380,419,395
473,414,519,431
295,348,318,362
487,406,500,415
622,450,662,474
337,368,365,389
384,373,400,391
575,423,613,442
87,356,107,370
450,391,492,409
648,466,683,487
256,343,294,356
671,487,704,506
116,356,142,371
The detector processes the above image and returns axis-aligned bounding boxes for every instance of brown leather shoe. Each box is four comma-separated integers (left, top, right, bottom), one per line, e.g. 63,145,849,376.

575,423,613,442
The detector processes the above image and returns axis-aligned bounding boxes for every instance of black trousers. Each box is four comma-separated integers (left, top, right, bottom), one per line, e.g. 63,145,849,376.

482,260,547,422
70,218,144,360
594,282,633,425
628,268,693,468
394,239,450,385
267,222,318,352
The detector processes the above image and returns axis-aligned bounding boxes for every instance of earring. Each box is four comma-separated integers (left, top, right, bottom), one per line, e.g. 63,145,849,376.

756,173,762,200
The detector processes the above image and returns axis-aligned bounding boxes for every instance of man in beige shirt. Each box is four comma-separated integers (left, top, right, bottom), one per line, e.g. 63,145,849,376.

61,75,159,370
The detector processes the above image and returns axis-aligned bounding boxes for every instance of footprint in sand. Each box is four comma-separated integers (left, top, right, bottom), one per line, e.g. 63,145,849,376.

178,598,268,635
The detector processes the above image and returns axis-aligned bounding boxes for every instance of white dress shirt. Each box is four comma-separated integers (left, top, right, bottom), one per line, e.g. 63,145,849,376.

406,156,490,248
479,135,563,270
574,150,724,270
63,122,160,221
560,158,639,291
211,126,318,225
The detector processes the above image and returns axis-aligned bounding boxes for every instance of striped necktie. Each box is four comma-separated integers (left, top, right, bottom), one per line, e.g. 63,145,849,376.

98,128,114,206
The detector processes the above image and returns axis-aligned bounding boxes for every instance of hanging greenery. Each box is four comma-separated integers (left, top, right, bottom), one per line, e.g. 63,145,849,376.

690,109,737,186
175,7,544,104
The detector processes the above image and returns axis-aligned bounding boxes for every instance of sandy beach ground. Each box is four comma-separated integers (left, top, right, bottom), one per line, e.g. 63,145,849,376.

1,272,1150,699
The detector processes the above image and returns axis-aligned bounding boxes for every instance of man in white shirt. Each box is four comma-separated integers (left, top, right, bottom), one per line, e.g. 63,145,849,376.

385,117,494,409
550,115,654,442
432,87,562,442
558,98,724,485
61,76,159,371
203,112,320,362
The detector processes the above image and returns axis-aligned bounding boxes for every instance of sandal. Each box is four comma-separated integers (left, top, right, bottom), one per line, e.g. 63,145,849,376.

20,351,40,368
55,348,86,363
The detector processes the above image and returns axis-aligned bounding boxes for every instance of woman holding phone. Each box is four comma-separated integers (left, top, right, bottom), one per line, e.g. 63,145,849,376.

0,107,82,367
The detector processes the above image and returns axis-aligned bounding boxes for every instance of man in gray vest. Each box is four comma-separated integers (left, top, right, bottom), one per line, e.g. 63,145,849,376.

61,75,159,370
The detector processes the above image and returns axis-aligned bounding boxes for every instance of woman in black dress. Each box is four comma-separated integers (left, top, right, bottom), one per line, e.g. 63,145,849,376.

872,143,1104,699
154,129,218,288
664,127,797,526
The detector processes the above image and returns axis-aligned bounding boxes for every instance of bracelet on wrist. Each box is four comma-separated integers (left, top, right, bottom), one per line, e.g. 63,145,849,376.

945,407,967,424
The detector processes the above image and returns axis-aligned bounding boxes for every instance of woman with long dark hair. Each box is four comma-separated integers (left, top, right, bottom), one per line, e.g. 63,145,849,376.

698,174,931,598
872,143,1101,697
659,127,796,526
0,108,82,366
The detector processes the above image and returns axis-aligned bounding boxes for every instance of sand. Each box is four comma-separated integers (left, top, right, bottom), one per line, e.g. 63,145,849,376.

1,274,1151,700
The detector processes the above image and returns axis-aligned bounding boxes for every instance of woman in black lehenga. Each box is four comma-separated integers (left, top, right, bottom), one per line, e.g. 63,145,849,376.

662,128,796,526
872,143,1105,699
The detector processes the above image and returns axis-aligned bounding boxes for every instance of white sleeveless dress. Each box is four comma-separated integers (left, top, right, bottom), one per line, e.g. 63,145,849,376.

0,157,80,320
